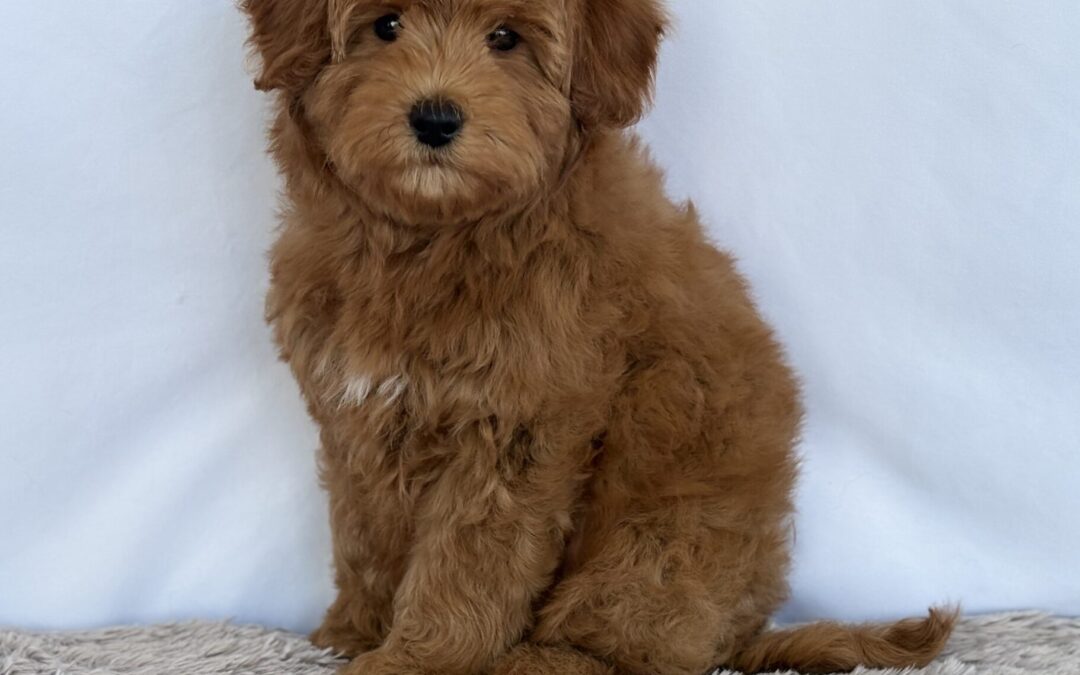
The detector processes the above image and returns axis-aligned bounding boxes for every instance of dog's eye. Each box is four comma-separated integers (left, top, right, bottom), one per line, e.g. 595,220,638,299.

487,26,520,51
374,14,402,42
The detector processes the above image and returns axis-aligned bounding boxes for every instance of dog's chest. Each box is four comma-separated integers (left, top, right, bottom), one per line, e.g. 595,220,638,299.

314,352,500,423
270,230,605,432
332,369,408,411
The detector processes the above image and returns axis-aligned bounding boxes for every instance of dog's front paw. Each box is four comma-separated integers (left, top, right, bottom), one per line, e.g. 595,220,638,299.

492,645,615,675
339,647,424,675
312,623,380,659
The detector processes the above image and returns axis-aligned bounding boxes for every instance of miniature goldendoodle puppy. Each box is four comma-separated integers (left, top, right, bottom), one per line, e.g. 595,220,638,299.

242,0,956,673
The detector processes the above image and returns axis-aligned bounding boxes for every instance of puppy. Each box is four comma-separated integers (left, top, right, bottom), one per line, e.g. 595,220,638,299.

242,0,956,673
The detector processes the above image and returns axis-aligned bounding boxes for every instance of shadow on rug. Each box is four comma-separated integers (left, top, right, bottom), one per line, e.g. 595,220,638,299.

2,613,1078,674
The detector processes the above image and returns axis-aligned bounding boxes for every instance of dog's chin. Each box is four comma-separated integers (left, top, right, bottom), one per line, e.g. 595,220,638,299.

356,161,538,227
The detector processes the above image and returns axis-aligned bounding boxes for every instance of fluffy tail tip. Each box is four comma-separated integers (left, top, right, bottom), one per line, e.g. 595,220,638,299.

729,605,960,674
884,605,960,665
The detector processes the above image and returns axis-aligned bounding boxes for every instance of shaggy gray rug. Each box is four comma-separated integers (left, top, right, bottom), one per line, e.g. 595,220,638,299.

1,613,1078,675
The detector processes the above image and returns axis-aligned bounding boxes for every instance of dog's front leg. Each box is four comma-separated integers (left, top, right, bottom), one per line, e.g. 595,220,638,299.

340,426,588,675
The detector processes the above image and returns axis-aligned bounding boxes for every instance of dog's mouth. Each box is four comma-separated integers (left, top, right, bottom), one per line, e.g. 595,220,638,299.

417,148,452,167
394,159,466,202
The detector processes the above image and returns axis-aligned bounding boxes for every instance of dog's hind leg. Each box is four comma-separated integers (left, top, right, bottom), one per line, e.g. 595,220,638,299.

527,506,770,675
523,355,796,675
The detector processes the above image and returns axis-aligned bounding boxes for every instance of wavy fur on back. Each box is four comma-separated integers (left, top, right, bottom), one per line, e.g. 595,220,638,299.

241,0,955,673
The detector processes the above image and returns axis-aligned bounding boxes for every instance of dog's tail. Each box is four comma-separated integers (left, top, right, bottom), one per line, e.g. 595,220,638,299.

726,607,958,674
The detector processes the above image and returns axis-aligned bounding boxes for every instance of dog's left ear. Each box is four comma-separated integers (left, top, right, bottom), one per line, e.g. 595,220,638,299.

241,0,331,95
571,0,668,129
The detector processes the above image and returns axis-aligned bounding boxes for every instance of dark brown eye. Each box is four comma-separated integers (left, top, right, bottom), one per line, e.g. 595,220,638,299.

374,14,402,42
487,26,520,51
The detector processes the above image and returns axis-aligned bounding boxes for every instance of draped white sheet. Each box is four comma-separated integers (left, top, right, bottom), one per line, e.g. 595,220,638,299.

1,1,1077,632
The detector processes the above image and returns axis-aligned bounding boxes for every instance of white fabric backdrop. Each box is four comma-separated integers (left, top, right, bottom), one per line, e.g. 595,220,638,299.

1,1,1077,633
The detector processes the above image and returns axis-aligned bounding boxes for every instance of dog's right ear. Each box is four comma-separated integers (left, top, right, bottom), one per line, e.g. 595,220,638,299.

241,0,331,94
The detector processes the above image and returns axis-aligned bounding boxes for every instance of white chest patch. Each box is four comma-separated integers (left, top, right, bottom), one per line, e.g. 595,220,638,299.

338,373,407,409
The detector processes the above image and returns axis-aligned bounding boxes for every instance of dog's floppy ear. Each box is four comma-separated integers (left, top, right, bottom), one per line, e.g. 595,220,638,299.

241,0,331,94
571,0,667,129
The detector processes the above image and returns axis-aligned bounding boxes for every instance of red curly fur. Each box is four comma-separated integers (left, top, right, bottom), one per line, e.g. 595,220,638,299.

241,0,956,672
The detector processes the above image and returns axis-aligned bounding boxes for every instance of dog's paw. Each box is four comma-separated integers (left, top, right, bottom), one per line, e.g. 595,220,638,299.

312,625,378,659
339,648,424,675
491,645,615,675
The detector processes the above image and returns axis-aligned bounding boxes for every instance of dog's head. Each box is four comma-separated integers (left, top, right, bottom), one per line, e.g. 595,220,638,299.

243,0,666,224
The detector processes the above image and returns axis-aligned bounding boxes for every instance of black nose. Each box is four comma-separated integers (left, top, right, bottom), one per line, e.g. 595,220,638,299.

409,99,463,148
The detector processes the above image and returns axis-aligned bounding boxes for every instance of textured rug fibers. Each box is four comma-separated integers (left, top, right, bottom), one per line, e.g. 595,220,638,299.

2,613,1078,674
